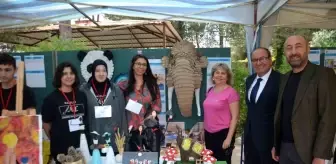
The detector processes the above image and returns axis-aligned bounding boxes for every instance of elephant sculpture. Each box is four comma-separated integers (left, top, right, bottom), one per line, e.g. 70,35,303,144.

162,40,208,118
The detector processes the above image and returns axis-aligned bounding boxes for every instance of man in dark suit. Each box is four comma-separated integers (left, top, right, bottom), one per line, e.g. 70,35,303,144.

272,35,336,164
244,47,281,164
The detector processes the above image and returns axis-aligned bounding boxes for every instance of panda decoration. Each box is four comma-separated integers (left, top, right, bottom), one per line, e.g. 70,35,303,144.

77,50,114,82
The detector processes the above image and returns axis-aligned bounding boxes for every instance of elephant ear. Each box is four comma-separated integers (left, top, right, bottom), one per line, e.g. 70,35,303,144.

103,50,113,60
77,51,87,62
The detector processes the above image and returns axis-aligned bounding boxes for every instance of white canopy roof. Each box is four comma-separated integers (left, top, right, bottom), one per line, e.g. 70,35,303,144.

2,0,335,29
1,0,336,73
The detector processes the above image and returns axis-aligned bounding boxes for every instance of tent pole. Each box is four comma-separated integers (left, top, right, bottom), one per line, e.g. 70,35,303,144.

242,1,258,164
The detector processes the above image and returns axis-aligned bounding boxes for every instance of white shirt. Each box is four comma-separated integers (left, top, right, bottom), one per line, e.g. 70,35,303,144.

248,68,272,103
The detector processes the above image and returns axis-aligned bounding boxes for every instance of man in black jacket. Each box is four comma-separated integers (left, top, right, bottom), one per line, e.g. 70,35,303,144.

244,48,281,164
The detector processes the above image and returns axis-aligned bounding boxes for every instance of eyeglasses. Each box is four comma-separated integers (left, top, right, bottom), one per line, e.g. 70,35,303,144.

135,62,147,68
251,56,269,63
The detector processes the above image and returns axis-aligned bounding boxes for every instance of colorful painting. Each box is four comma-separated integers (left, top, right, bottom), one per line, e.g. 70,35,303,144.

0,115,42,164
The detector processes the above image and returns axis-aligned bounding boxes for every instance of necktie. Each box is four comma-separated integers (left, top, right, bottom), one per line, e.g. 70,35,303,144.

250,78,262,103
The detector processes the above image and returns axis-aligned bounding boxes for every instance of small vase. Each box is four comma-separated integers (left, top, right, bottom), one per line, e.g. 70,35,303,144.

91,149,102,164
115,153,123,163
105,147,116,164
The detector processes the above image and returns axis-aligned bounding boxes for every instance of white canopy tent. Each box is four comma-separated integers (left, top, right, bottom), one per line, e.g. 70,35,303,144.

1,0,336,73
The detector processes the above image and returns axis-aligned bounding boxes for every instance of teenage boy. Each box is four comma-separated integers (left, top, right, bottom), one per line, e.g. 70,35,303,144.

0,53,36,116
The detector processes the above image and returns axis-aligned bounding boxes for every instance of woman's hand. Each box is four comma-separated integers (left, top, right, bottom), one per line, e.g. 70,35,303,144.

128,125,133,132
271,147,279,161
222,137,231,150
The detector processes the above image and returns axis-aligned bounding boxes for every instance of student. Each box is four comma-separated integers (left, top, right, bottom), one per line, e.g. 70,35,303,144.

80,59,127,154
118,55,162,152
42,62,88,164
0,53,36,116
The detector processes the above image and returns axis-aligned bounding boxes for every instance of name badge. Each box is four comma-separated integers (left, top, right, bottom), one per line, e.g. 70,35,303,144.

125,99,143,114
68,117,84,132
94,105,112,118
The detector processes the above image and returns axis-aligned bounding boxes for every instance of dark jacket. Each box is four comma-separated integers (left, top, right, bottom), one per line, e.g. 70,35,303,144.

80,82,128,154
274,62,336,164
244,69,281,152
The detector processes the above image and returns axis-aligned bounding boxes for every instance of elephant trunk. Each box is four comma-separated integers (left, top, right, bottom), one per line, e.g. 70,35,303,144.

172,59,195,117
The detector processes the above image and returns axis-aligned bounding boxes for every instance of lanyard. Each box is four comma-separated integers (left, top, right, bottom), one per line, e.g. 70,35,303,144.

91,80,107,105
0,86,12,109
60,89,76,118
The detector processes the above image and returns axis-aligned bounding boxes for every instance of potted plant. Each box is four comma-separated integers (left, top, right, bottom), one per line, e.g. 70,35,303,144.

115,128,126,163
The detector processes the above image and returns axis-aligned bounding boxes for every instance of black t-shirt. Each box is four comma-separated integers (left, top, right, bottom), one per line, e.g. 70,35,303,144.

281,71,302,142
41,89,88,158
0,84,36,115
